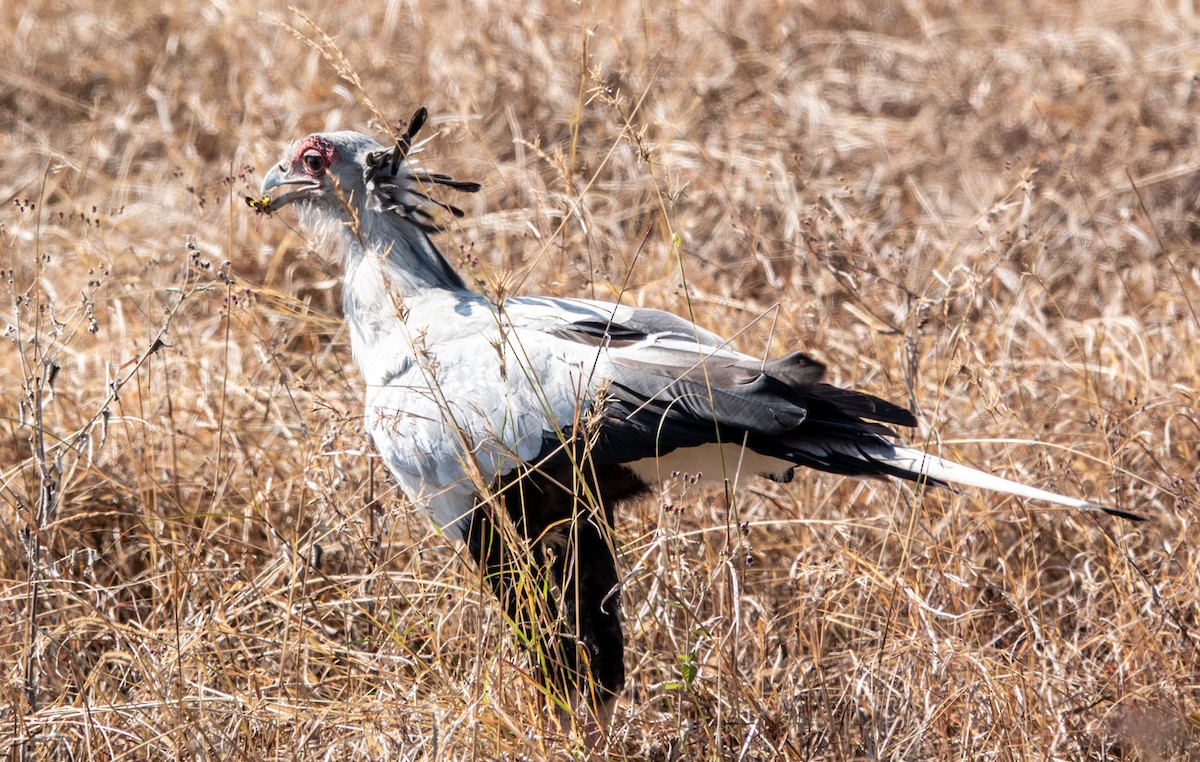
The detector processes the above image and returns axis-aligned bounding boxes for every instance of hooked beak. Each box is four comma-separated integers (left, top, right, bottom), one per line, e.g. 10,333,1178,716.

260,164,320,210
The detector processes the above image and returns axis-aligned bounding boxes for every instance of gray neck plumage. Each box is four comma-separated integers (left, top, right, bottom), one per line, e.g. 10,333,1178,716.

331,137,480,373
350,207,465,292
337,211,466,361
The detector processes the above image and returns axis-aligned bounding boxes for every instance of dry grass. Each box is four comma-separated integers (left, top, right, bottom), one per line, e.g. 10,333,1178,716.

3,0,1199,759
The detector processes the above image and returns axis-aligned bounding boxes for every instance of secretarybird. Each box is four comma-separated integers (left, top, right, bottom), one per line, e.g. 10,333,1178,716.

258,109,1141,731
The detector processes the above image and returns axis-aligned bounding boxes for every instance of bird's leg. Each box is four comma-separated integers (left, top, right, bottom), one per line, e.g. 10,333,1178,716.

541,502,623,742
525,463,627,741
465,496,570,695
466,465,627,743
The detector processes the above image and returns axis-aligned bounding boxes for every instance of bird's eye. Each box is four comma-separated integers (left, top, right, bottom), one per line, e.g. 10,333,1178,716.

302,151,326,174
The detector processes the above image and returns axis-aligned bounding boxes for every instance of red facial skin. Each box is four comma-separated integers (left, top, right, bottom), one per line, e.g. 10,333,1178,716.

289,135,340,180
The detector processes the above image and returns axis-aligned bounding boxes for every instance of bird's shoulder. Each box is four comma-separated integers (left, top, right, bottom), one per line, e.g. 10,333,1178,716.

499,295,729,351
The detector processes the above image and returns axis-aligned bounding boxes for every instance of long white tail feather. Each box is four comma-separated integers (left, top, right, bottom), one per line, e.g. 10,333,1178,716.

874,444,1092,508
839,441,1142,521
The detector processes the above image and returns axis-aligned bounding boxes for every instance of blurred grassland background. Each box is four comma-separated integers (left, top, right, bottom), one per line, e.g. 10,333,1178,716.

2,0,1199,759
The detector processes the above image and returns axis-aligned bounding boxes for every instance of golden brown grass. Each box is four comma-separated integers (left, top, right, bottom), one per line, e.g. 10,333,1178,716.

3,1,1199,759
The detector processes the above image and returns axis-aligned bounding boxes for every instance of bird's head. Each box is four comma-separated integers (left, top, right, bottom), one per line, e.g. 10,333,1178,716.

260,130,383,217
258,110,480,291
259,109,480,236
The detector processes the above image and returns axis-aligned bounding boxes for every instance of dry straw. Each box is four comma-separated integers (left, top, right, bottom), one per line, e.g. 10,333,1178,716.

2,1,1197,759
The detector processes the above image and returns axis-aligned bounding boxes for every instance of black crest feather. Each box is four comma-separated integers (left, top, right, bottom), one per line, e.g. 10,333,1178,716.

362,106,481,233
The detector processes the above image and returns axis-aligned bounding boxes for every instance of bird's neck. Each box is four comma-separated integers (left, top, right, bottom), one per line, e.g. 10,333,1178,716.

338,221,468,381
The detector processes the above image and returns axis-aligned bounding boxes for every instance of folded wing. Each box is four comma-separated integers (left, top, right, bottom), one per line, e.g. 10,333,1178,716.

534,310,920,481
